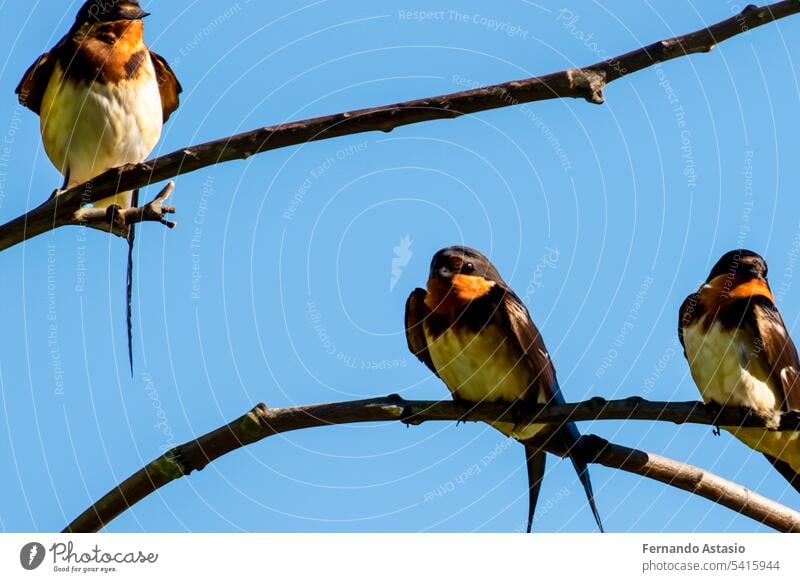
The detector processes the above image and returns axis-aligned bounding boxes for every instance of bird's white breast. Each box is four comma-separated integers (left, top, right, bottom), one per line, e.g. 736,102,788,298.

683,319,779,413
425,322,547,440
683,318,800,471
40,60,163,207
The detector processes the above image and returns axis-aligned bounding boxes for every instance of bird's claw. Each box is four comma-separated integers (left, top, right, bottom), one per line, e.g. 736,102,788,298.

106,204,127,229
509,400,533,434
454,398,474,426
71,181,178,233
704,401,723,437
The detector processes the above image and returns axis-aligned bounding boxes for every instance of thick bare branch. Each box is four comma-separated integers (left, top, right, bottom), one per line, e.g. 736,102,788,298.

3,1,798,251
63,396,800,533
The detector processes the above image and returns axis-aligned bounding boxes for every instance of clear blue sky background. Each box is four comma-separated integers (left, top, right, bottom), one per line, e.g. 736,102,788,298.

0,0,799,533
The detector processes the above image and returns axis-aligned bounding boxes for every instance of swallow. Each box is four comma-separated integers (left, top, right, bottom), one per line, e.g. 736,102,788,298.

679,249,800,493
405,246,603,532
16,0,182,372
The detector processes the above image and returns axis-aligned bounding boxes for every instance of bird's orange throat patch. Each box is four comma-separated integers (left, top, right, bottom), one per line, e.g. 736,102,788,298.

424,274,495,313
74,20,148,84
706,274,775,303
727,278,775,302
452,274,496,300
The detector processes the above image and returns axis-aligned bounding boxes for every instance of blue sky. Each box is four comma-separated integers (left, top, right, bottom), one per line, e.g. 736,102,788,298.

0,0,799,532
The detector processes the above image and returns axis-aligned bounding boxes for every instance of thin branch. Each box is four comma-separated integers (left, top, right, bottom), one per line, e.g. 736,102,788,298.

72,181,178,236
63,396,800,533
4,1,799,251
576,435,800,534
0,181,177,248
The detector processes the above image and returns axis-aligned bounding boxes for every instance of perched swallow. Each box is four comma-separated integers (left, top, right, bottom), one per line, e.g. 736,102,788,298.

16,0,182,372
405,246,603,532
679,249,800,492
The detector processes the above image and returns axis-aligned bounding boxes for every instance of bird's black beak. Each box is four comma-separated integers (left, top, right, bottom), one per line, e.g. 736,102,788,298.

126,6,151,20
116,7,149,20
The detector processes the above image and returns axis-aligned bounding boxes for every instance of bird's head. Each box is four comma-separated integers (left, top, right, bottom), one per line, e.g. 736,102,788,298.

707,249,768,283
704,249,772,300
425,246,504,309
75,0,150,25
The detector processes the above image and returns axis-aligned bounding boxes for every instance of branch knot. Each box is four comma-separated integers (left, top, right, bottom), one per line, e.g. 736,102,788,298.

567,69,606,104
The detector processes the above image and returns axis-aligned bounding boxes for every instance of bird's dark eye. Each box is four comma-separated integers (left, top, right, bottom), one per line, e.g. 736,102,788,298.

463,262,475,274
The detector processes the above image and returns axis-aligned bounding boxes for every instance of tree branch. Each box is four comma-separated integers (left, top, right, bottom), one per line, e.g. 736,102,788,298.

576,434,800,534
63,396,800,533
72,181,178,236
3,1,798,251
0,181,177,248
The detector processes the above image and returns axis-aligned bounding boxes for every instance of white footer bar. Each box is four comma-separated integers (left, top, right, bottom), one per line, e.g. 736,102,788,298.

0,534,795,581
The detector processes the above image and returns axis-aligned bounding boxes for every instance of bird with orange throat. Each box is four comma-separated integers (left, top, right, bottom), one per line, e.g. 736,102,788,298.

16,0,182,372
680,249,800,492
405,246,603,531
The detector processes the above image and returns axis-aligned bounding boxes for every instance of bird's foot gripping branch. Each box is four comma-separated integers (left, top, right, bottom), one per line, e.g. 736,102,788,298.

73,181,178,236
0,180,178,250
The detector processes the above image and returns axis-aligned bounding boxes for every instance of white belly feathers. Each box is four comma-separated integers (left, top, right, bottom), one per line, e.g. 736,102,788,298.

683,320,780,414
425,321,548,440
683,318,800,471
40,60,163,208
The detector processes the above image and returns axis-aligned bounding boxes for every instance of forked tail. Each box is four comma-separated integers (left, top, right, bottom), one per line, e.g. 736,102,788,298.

523,422,603,532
